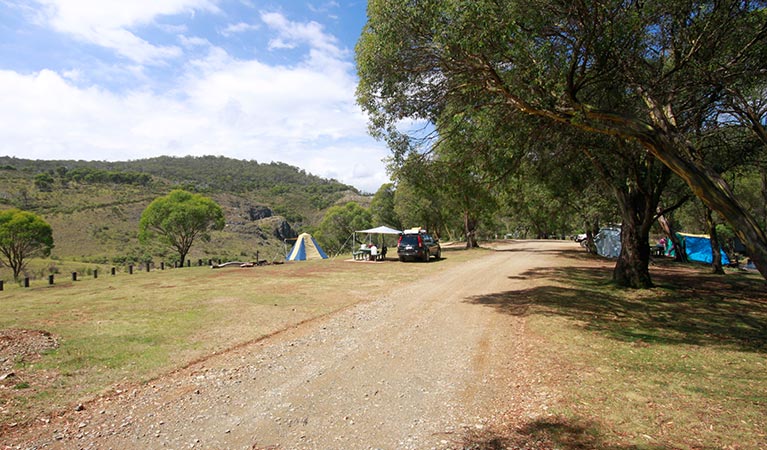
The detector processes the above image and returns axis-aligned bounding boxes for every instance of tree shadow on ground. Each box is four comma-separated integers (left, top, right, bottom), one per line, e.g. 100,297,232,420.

457,415,656,450
468,265,767,352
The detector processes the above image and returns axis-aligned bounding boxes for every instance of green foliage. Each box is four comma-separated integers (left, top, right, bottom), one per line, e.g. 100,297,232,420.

63,167,152,186
357,0,767,279
139,190,225,263
392,180,444,235
0,208,54,280
34,173,54,192
0,156,358,266
370,183,401,229
315,202,372,255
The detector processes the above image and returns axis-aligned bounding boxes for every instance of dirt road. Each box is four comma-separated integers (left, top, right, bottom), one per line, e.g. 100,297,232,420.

6,240,574,449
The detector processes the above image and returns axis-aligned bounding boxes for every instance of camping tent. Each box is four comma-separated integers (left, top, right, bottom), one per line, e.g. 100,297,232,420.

594,227,622,258
286,233,328,261
675,232,730,265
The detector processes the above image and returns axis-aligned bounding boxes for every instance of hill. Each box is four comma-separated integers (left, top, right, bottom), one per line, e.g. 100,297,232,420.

0,156,365,269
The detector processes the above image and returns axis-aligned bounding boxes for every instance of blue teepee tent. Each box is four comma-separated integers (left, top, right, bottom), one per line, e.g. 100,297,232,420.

286,233,328,261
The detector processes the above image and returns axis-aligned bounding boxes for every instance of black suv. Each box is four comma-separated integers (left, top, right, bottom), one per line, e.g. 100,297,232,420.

397,231,441,262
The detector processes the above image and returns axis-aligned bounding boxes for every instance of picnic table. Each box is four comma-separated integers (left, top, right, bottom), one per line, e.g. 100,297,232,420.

353,247,386,261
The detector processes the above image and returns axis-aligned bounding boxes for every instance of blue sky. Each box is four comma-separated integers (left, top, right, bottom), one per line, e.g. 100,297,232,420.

0,0,390,193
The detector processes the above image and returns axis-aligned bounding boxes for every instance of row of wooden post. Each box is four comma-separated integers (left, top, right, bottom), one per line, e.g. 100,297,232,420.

0,258,232,291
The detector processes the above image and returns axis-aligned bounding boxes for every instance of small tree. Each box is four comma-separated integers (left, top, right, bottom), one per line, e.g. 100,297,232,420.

0,209,54,281
138,190,225,264
370,183,402,230
315,202,372,255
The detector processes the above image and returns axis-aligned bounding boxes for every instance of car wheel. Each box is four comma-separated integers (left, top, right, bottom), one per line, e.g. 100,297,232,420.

422,251,430,262
436,249,441,260
399,256,405,262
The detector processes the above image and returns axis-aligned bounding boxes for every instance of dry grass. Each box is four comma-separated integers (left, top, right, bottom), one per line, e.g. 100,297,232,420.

0,248,480,429
465,248,767,449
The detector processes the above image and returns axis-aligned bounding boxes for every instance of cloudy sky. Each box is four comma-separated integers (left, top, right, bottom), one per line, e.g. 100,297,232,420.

0,0,391,193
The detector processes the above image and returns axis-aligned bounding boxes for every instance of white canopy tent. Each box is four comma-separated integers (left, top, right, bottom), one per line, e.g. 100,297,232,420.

356,225,403,235
353,225,403,260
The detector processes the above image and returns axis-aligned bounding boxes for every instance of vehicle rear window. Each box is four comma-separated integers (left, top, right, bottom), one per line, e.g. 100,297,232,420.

400,235,420,246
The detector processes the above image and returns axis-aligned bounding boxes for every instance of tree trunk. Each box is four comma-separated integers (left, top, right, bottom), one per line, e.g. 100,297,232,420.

584,219,598,253
464,211,479,248
761,169,767,228
706,208,725,275
657,209,688,262
614,221,653,289
613,194,654,289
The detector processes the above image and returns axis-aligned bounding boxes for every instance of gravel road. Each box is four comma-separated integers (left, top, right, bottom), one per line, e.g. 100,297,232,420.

5,240,573,449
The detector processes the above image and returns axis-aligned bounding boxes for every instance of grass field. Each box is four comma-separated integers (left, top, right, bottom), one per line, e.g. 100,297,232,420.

2,245,766,449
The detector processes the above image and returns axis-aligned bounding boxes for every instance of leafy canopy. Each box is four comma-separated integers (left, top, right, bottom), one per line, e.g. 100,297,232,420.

0,208,54,280
139,190,225,263
315,202,372,255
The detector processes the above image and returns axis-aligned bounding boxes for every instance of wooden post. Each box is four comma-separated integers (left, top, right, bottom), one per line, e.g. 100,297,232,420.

24,277,30,288
161,261,165,270
49,274,54,285
208,259,212,266
94,269,98,279
0,280,3,291
111,267,116,276
187,259,191,267
129,265,133,275
198,259,203,267
146,263,150,272
72,272,77,282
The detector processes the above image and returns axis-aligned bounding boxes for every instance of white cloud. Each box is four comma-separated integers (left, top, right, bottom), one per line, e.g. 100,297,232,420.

0,6,390,193
261,12,344,58
0,54,387,192
220,21,259,36
31,0,220,63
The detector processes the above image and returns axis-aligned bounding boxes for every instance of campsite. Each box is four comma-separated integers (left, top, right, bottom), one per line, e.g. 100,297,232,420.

2,240,766,449
2,1,767,449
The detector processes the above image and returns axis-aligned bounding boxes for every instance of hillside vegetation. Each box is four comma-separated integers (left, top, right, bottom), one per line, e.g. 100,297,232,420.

0,156,362,273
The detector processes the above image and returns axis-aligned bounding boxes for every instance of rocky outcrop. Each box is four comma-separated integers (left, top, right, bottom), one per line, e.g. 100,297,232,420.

260,216,297,240
247,205,272,221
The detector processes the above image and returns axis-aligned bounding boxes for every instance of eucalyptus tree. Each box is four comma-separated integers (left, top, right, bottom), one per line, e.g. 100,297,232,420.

357,0,767,280
370,183,402,230
392,178,449,236
314,202,372,255
138,190,225,265
0,209,54,281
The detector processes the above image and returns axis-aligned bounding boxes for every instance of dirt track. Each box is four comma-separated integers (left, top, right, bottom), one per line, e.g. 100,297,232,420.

5,240,575,449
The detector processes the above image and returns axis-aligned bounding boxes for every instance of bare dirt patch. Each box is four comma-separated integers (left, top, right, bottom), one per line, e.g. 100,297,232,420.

1,329,60,430
0,329,58,375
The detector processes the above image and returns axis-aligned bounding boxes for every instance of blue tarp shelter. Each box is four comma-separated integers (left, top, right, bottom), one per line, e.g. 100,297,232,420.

675,232,730,265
